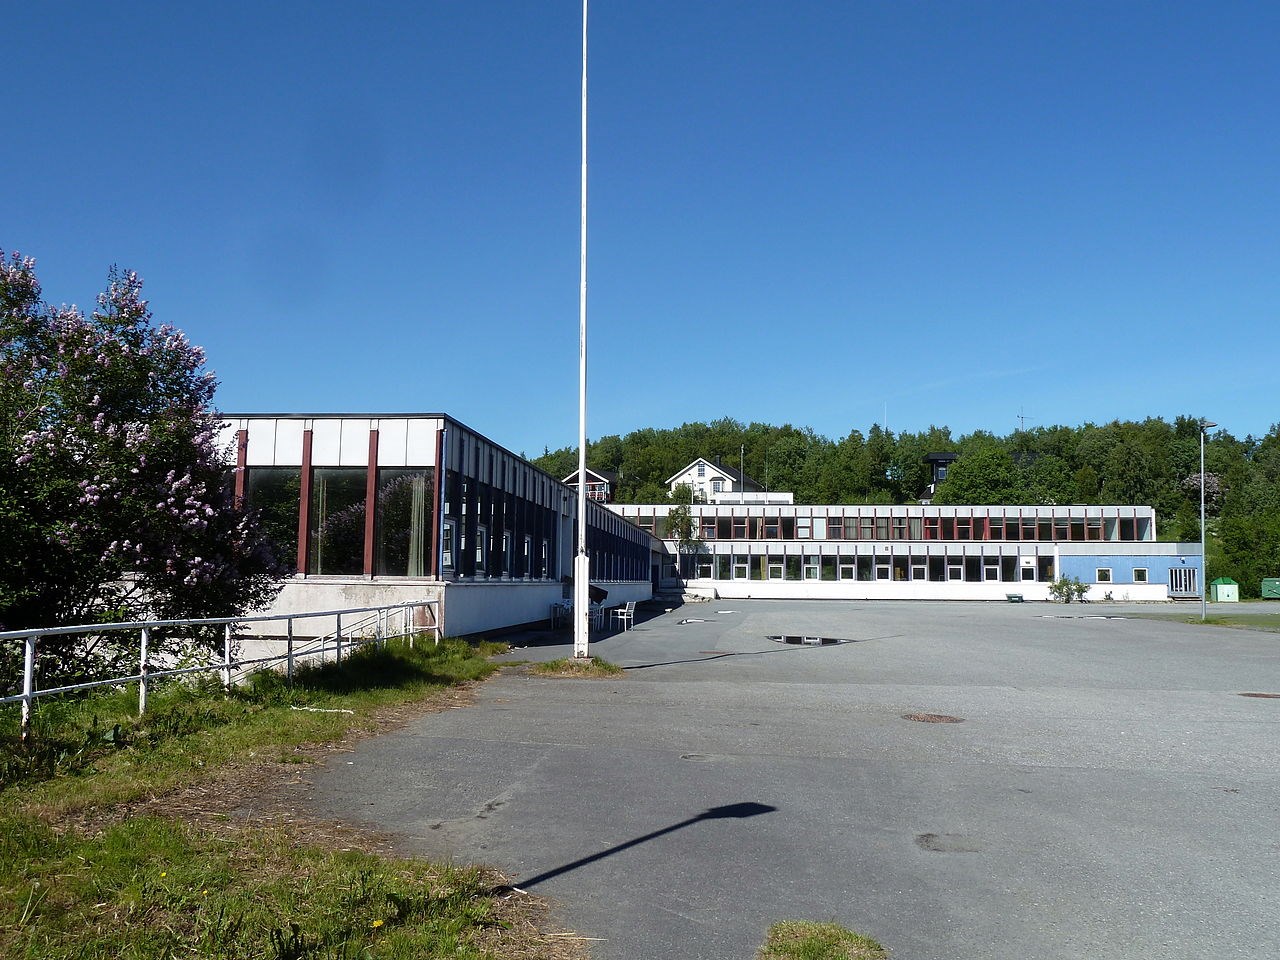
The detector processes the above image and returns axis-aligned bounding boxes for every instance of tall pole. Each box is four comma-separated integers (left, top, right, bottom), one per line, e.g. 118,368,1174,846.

1199,419,1216,621
573,0,591,658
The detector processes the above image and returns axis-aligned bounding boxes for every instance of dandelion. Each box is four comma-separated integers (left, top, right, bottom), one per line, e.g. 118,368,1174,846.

371,919,384,929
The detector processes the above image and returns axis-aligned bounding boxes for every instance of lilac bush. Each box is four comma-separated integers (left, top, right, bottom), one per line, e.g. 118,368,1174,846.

1,251,283,687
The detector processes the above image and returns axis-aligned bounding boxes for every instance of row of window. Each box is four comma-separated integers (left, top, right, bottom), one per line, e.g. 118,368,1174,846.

634,513,1151,543
677,555,1152,585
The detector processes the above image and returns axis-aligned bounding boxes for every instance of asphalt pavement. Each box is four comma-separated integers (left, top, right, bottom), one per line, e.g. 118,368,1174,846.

307,600,1280,959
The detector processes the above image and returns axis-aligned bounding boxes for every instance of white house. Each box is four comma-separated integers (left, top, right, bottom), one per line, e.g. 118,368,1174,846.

666,457,793,505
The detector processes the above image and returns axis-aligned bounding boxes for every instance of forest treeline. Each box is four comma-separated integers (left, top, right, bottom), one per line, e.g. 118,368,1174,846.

533,416,1280,597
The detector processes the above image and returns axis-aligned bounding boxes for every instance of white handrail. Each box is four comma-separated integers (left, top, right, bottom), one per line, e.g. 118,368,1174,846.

2,600,440,741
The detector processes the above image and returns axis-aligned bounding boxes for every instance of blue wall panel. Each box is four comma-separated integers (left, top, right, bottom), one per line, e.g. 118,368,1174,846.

1058,554,1200,587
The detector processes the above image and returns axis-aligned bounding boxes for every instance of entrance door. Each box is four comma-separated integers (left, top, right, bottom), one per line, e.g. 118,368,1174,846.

1169,567,1198,598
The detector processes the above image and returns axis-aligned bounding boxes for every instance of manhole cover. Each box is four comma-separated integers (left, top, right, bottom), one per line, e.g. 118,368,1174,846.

903,713,965,723
767,635,857,645
1239,692,1280,699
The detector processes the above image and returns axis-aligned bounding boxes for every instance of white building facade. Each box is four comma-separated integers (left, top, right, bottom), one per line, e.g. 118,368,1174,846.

609,501,1200,602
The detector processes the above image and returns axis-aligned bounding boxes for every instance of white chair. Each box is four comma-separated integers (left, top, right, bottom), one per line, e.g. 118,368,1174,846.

610,601,636,632
589,603,606,632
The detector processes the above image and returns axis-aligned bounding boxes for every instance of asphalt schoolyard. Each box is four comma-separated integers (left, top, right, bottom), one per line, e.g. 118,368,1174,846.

308,600,1280,959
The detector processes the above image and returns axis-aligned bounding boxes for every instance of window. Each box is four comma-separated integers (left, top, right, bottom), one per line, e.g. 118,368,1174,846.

797,518,812,539
475,524,488,575
697,463,706,477
1096,568,1112,583
803,557,820,579
374,468,433,576
245,467,302,572
442,520,455,573
308,467,367,575
712,479,723,493
768,558,785,579
1133,567,1148,583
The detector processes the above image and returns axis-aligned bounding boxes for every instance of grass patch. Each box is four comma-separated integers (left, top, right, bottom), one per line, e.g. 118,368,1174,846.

757,921,888,960
0,638,588,959
529,657,623,678
1,637,503,802
1130,608,1280,633
0,813,508,959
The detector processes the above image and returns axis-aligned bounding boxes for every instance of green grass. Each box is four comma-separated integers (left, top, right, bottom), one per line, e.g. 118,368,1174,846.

529,657,624,678
756,920,888,960
1130,604,1280,633
0,638,578,960
0,813,506,959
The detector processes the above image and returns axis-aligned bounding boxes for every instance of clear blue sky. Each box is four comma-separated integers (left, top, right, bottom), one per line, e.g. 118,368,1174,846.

6,1,1277,456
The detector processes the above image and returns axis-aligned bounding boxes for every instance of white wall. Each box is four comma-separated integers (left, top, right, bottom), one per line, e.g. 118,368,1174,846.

682,579,1172,602
439,579,652,637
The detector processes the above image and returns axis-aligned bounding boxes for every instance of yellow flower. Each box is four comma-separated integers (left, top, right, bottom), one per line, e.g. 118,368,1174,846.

160,872,167,878
371,919,385,929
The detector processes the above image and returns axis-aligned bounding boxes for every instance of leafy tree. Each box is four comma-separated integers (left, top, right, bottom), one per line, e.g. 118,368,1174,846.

1,252,282,685
933,449,1019,504
666,501,701,577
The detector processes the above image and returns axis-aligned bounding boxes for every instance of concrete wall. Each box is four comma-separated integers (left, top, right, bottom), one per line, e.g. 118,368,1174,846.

247,575,654,640
439,579,652,637
243,578,446,638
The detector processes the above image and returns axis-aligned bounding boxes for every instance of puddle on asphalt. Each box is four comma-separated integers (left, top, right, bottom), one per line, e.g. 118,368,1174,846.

766,635,859,646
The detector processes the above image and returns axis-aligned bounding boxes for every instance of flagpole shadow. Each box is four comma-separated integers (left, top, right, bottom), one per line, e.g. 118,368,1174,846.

495,802,778,892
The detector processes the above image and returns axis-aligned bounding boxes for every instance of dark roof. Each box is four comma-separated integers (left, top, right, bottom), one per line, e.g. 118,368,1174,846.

667,457,762,491
563,467,619,485
923,452,959,464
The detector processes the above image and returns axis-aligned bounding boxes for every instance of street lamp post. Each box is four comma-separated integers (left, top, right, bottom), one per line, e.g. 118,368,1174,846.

1200,418,1216,621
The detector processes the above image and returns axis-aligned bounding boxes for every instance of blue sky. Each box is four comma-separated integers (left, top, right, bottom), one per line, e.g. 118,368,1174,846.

6,1,1277,456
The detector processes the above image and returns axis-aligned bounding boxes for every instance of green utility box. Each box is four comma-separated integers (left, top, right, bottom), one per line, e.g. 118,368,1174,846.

1262,578,1280,599
1210,577,1239,602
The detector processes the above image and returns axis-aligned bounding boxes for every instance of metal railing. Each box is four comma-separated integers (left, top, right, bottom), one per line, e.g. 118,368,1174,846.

1,600,440,741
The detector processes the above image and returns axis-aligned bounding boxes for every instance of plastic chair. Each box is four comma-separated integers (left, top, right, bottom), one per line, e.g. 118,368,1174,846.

611,601,636,631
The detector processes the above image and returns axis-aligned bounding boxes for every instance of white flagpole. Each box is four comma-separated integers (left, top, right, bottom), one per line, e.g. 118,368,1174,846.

573,0,591,658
